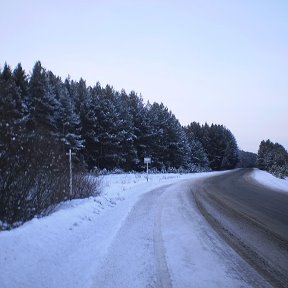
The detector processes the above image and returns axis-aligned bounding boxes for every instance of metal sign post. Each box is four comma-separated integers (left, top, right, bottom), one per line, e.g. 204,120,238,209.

144,157,151,182
66,149,76,200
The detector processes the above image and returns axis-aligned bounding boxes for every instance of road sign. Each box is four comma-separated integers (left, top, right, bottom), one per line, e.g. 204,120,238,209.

144,157,151,164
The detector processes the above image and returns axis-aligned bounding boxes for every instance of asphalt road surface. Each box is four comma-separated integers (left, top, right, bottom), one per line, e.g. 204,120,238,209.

193,169,288,288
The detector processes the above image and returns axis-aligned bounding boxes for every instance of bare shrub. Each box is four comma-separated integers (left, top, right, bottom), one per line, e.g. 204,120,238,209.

72,174,102,199
0,130,103,230
0,132,70,228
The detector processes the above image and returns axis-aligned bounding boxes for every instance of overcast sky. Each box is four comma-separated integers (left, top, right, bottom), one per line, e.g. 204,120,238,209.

1,0,287,153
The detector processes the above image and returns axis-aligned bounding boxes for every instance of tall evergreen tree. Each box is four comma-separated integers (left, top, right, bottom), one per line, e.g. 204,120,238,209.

189,139,210,170
27,61,58,135
0,64,31,223
147,103,190,170
114,89,138,170
221,128,239,169
76,79,97,170
128,91,151,170
185,123,209,170
54,76,83,152
89,84,124,170
13,63,29,118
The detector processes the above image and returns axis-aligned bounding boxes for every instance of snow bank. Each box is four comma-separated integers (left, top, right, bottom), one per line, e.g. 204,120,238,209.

250,169,288,193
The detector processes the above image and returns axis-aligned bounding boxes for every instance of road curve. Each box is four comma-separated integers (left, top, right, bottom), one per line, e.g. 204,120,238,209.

193,169,288,288
92,177,270,288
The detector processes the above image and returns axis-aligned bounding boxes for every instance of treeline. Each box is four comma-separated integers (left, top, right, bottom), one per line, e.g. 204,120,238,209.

0,61,240,172
256,139,288,179
0,61,240,227
237,150,257,168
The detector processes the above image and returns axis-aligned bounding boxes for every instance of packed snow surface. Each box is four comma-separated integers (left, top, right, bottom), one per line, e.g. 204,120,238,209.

0,171,271,288
250,169,288,192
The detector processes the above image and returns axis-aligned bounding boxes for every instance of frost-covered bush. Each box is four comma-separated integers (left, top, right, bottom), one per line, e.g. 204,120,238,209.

73,174,102,199
110,168,125,174
269,164,288,179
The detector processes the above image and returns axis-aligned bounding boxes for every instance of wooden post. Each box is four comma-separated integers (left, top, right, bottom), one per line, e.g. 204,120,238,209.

66,149,75,200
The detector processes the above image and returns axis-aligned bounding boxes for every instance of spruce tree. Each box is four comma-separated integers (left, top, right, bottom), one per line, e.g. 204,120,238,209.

28,61,58,134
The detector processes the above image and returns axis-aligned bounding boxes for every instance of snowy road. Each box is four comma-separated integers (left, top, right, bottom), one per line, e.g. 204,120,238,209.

1,171,282,288
91,178,269,287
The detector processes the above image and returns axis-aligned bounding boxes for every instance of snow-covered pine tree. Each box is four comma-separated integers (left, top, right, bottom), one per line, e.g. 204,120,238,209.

56,76,83,152
127,91,151,171
257,140,288,178
13,63,29,118
185,123,210,171
0,63,28,223
188,139,210,171
113,89,138,171
88,84,124,170
75,78,98,170
146,102,190,171
186,123,238,171
27,61,58,135
221,128,239,170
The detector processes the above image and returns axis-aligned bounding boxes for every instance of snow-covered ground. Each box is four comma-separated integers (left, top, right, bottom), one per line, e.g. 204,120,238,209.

0,173,199,288
0,171,272,288
249,169,288,192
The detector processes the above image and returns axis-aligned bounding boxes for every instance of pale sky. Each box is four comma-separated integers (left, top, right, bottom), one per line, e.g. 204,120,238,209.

1,0,287,153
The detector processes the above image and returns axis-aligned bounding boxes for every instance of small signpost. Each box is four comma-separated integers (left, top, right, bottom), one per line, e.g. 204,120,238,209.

144,157,151,181
66,149,76,200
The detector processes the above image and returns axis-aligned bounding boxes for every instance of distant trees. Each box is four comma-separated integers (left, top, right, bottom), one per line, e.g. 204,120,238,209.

256,140,288,178
185,122,239,171
237,150,257,168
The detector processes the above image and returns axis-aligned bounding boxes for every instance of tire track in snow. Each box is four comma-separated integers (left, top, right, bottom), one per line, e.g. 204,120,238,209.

153,188,173,288
90,184,174,288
